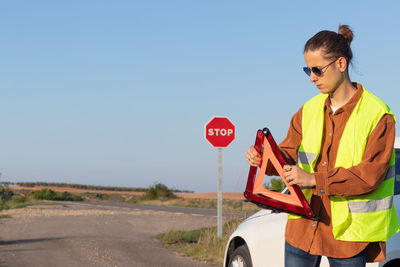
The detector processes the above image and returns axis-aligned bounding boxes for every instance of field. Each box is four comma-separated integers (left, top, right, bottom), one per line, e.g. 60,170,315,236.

8,185,245,200
5,184,257,213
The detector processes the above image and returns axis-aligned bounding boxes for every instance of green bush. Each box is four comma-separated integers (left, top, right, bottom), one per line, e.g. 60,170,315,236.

264,177,285,192
0,188,30,210
140,183,178,201
0,198,7,210
12,194,28,203
34,188,56,200
33,189,83,201
0,186,14,201
54,191,83,201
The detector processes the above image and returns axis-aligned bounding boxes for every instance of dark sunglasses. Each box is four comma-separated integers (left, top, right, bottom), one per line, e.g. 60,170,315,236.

303,58,338,77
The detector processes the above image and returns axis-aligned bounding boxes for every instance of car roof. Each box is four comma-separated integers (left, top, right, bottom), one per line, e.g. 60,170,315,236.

396,136,400,149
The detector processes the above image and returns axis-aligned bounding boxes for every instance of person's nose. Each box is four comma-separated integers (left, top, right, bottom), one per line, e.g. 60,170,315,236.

310,72,318,83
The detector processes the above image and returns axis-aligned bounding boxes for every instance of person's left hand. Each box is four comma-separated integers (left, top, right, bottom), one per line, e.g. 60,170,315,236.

282,165,316,188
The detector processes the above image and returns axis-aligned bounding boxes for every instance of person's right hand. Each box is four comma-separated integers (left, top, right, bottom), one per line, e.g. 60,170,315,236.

246,146,262,167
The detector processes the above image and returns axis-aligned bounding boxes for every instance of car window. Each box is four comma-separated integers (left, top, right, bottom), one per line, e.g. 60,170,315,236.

395,149,400,195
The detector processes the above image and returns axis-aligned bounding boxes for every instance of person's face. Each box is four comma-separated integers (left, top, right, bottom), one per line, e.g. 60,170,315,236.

303,48,347,94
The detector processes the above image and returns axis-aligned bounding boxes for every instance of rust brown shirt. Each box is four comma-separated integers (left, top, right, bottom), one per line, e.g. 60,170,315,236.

278,83,395,262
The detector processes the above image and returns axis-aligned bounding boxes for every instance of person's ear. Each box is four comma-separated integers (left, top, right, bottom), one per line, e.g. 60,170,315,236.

337,57,348,72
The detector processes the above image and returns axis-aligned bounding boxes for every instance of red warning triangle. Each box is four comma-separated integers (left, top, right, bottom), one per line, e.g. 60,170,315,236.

244,128,315,219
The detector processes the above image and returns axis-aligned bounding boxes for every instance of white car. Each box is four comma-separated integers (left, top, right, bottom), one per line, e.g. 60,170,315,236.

224,137,400,267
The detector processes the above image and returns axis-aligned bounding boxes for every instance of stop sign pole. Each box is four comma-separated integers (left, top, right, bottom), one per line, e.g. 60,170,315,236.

205,117,235,239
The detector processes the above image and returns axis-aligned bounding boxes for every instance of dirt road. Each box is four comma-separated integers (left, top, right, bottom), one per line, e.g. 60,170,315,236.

0,202,241,267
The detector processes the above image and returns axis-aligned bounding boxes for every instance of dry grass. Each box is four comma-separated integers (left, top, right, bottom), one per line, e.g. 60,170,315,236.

9,186,260,212
176,192,244,200
9,186,145,196
9,186,245,200
136,198,259,212
157,217,245,266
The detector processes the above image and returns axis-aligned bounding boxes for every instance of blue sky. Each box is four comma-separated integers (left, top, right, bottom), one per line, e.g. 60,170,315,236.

1,1,399,192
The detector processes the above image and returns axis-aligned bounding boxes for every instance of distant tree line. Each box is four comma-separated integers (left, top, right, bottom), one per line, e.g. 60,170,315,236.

0,181,194,193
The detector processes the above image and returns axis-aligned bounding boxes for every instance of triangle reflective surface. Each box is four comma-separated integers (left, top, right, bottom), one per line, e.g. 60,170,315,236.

244,128,315,219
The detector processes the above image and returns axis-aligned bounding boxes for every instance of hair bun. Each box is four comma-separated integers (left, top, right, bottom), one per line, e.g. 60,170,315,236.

338,24,353,45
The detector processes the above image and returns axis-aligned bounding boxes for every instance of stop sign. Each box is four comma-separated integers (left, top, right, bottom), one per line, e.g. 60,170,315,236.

205,117,235,147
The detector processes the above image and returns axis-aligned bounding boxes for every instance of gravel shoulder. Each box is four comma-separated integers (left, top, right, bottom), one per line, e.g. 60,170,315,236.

0,202,239,267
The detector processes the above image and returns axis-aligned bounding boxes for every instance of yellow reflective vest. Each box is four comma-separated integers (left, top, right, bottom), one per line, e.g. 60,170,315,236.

288,87,399,242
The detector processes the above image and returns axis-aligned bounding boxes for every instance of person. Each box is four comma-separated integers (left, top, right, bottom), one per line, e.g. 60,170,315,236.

246,25,399,267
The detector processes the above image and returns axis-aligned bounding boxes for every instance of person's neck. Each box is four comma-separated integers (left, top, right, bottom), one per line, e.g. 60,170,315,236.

329,80,356,107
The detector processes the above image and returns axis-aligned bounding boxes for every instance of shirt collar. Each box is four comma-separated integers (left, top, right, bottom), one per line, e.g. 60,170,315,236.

324,82,363,115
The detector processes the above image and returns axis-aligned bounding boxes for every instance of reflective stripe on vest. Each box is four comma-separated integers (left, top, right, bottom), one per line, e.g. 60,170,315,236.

289,87,399,242
348,196,393,213
386,165,396,181
296,152,317,166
